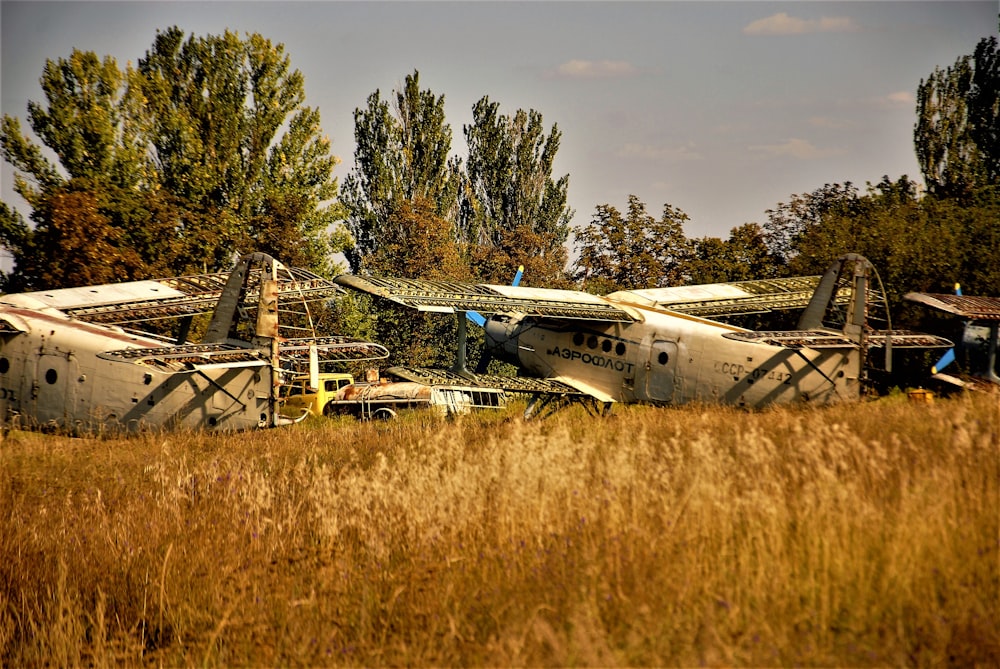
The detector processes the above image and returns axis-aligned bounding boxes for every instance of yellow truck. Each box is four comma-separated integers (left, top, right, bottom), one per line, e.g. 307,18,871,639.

281,368,507,421
279,372,355,418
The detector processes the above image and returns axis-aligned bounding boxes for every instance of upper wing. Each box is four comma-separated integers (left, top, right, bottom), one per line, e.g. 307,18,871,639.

334,275,639,322
605,275,839,318
904,293,1000,321
9,267,341,325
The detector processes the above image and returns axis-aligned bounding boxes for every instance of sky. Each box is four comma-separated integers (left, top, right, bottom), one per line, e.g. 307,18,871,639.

1,1,997,251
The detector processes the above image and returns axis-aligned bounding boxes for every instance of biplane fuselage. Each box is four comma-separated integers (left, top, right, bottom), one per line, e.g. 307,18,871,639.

0,253,388,434
485,304,860,407
0,296,272,432
335,254,950,414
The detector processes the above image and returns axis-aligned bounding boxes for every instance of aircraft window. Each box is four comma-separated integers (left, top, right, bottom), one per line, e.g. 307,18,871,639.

616,343,626,356
573,333,585,346
602,340,612,352
587,336,598,349
0,357,7,374
45,368,58,384
658,352,669,365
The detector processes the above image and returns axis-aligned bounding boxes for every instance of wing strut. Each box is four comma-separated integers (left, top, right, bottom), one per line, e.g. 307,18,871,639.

453,311,472,377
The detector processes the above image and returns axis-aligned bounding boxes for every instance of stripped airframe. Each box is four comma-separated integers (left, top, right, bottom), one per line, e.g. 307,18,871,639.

335,254,952,417
0,253,387,433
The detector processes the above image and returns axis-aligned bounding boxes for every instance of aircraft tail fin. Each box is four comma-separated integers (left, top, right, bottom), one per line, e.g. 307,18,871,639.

797,253,878,338
798,253,891,373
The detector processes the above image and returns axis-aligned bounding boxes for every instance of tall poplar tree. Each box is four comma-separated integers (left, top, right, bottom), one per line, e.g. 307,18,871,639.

462,97,572,285
915,35,1000,199
340,70,462,274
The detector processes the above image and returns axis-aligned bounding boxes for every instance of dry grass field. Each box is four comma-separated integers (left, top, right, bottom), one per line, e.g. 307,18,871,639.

1,392,997,666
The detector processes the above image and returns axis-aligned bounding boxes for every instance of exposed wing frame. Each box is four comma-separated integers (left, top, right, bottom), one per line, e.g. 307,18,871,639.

334,275,638,322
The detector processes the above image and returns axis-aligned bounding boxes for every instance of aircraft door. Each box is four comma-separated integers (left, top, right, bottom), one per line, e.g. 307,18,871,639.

34,353,78,428
643,339,678,403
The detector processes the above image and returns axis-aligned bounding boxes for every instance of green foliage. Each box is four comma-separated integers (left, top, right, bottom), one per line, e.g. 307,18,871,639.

688,223,782,285
341,70,461,274
0,27,341,289
762,176,1000,328
366,198,469,368
572,194,690,292
915,35,999,199
462,97,572,286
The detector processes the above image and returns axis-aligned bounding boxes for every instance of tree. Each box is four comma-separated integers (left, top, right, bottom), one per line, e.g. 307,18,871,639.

761,182,863,266
340,70,462,274
572,195,690,293
0,27,342,290
462,97,572,285
914,35,1000,199
364,197,470,368
687,223,780,285
0,49,151,290
131,27,342,274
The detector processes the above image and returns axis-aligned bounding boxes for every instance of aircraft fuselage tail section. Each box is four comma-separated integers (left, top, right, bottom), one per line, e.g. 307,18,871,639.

486,306,861,409
0,310,272,433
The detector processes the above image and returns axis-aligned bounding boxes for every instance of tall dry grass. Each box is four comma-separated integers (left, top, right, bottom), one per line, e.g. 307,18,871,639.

0,393,997,666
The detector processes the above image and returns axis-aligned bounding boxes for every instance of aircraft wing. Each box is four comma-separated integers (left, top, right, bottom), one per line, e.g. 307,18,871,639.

724,330,952,349
334,275,639,322
98,337,390,372
606,275,843,318
386,366,589,396
278,337,390,365
97,343,270,370
904,293,1000,321
12,267,341,324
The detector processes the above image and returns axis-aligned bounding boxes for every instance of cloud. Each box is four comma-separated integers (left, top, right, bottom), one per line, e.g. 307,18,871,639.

884,90,914,106
809,116,851,129
748,138,845,160
550,59,638,79
743,12,860,36
618,142,703,162
863,90,915,110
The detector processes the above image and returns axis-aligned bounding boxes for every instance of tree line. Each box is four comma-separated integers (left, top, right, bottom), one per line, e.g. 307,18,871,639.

1,27,997,367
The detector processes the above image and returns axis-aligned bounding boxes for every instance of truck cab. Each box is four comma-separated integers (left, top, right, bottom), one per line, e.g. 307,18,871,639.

279,372,355,418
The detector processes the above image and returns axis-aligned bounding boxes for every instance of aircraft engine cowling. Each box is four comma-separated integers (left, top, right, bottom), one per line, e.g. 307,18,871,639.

483,314,526,367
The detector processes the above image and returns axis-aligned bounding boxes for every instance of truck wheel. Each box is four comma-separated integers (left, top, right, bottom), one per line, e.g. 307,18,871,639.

371,407,396,421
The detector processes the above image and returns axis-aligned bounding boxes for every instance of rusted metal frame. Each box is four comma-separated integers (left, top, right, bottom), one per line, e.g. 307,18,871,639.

726,276,821,294
904,293,1000,321
392,292,630,320
388,366,585,395
867,331,953,348
68,273,340,325
662,287,855,318
335,275,634,322
723,331,858,348
99,343,265,362
277,337,390,363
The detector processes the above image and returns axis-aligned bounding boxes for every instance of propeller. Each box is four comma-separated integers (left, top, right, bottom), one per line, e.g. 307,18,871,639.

466,265,523,327
931,283,961,374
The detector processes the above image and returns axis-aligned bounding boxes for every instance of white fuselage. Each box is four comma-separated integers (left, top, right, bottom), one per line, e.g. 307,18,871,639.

0,298,273,433
485,303,861,408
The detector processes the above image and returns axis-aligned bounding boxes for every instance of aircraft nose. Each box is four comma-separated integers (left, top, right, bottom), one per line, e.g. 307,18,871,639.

483,315,522,365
